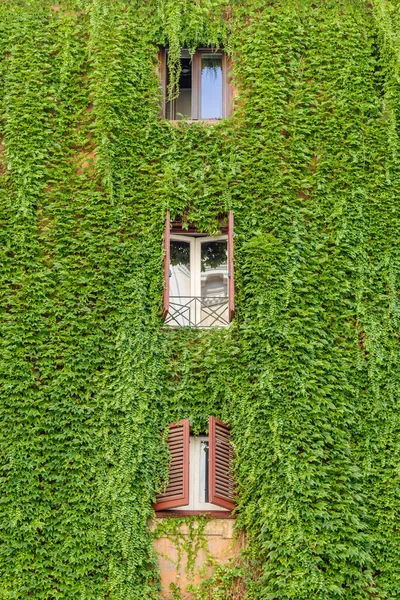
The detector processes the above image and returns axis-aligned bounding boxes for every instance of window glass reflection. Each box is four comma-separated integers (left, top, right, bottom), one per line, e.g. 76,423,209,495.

170,240,191,297
201,53,223,119
167,236,229,327
200,240,228,298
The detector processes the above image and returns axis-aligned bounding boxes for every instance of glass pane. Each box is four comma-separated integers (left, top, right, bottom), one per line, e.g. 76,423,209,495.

168,240,192,326
199,239,228,326
200,240,228,297
200,440,209,504
201,53,223,119
170,240,191,296
166,54,192,119
175,58,192,119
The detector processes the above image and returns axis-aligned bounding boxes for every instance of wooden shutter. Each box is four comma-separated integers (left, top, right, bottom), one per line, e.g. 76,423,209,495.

209,416,235,510
154,420,189,510
228,210,235,321
162,210,170,321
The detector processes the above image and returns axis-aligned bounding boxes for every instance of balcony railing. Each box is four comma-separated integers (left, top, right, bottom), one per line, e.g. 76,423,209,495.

165,296,229,328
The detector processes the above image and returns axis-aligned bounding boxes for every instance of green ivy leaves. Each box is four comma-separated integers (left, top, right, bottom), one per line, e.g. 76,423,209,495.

0,1,399,599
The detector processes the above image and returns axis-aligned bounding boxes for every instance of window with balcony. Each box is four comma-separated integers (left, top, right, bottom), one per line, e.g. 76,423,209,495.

162,212,235,328
154,417,235,515
160,48,232,121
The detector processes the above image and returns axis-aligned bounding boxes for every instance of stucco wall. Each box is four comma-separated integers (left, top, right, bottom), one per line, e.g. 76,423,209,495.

152,517,242,598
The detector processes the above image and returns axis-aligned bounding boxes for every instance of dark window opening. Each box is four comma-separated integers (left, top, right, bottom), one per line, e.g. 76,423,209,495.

166,51,192,119
203,440,209,503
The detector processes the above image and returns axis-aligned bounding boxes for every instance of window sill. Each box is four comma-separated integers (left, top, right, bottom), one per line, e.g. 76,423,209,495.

155,509,235,519
162,325,230,330
166,118,225,126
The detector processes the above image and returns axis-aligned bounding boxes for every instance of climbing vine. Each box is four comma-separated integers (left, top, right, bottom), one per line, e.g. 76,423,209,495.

153,515,210,595
0,0,399,599
188,557,246,600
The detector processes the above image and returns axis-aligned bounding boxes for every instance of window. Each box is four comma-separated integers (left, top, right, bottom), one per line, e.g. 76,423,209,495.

162,212,235,327
154,417,235,514
160,48,232,121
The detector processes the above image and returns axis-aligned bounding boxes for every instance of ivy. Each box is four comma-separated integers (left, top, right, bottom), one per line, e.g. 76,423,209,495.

188,557,246,599
0,0,399,599
153,515,210,592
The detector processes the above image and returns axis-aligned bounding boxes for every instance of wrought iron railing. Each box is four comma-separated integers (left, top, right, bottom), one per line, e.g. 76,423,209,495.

165,296,229,328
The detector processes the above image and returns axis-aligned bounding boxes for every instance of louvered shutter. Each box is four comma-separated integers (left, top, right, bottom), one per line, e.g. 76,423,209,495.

162,210,170,320
209,416,235,510
154,419,189,510
228,210,235,321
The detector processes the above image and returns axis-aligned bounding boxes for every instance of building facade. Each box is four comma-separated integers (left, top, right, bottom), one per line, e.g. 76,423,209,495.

1,1,400,599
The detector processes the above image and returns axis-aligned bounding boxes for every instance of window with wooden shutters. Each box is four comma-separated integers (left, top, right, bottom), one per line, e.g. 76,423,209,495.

154,417,235,515
208,416,235,510
154,420,189,511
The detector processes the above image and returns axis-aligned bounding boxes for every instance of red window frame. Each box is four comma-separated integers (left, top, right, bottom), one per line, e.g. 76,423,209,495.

162,210,170,320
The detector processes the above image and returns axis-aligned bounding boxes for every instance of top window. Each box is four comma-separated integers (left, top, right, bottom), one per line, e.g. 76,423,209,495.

160,49,231,121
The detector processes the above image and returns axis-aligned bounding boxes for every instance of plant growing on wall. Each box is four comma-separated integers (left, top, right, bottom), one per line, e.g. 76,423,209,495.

153,515,210,595
0,0,399,599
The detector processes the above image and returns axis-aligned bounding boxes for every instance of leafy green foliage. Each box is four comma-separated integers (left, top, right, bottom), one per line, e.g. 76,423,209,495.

0,0,399,598
188,557,245,599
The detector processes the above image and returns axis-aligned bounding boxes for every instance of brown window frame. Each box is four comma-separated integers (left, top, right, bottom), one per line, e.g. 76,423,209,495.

228,210,235,321
159,48,233,121
162,210,170,321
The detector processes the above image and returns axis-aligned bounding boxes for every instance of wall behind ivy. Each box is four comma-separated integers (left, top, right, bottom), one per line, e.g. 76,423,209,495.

0,0,399,598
